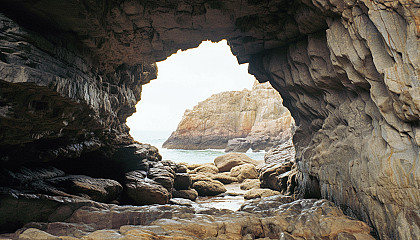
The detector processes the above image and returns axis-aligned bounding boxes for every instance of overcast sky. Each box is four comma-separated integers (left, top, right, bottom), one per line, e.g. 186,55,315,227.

126,40,256,132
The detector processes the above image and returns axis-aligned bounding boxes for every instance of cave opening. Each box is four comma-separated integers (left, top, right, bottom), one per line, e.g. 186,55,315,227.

127,40,255,135
0,0,420,239
126,39,294,165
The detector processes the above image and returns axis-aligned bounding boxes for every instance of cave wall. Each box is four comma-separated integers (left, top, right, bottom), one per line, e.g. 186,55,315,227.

0,13,157,164
0,0,418,239
249,2,419,239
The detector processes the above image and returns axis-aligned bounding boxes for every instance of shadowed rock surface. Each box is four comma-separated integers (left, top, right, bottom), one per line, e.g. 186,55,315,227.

0,0,418,239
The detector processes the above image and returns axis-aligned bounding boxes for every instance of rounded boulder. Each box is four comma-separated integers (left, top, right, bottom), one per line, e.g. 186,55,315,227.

214,153,257,172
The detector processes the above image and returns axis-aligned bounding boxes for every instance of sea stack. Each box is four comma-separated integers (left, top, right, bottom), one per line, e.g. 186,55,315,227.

163,81,294,152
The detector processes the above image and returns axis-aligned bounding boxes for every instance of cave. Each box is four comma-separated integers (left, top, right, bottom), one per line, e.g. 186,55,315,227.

0,1,418,239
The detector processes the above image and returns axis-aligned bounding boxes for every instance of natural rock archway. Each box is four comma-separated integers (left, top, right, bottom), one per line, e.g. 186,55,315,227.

0,1,418,239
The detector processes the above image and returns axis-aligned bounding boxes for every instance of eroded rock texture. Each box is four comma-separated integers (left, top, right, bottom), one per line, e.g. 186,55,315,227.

4,197,375,240
163,81,294,151
249,2,420,239
0,0,418,239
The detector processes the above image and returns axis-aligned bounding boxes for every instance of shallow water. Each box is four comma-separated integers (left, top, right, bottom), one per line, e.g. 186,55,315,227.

130,131,259,211
130,130,266,164
195,183,247,211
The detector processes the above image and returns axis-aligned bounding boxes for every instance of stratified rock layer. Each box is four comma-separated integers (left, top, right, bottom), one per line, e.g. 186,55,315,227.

163,81,294,151
0,1,418,239
4,197,374,240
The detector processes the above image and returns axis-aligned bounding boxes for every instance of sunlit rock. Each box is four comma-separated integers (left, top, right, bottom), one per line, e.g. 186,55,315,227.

163,81,294,152
192,180,227,196
230,164,259,182
214,152,259,172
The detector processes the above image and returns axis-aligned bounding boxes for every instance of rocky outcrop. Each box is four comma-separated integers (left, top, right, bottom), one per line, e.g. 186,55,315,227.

0,0,418,239
163,81,294,151
259,139,298,196
3,198,374,240
0,143,193,231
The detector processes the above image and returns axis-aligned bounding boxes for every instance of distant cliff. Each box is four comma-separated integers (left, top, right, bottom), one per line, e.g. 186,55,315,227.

163,81,294,152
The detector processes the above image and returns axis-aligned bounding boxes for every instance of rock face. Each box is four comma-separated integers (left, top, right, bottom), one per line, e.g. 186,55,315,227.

259,139,298,196
163,81,294,151
0,0,418,239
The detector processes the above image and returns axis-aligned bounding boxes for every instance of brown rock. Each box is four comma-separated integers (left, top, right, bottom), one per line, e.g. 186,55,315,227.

211,172,238,184
18,228,60,240
147,163,175,191
173,173,192,190
230,164,258,182
125,178,170,205
45,175,122,203
189,174,215,184
192,180,226,196
80,229,122,240
163,81,294,151
214,153,258,172
172,189,198,201
244,188,281,200
240,179,260,190
189,164,219,175
11,198,375,240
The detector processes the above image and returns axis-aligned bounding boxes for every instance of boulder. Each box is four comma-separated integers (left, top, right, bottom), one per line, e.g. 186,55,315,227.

192,180,226,196
174,164,188,173
21,222,94,239
184,163,202,171
189,164,219,174
124,176,170,205
213,153,258,172
211,172,238,184
173,173,192,190
244,189,282,200
189,174,213,183
18,228,60,240
172,189,198,201
147,163,175,191
240,179,260,190
230,164,258,182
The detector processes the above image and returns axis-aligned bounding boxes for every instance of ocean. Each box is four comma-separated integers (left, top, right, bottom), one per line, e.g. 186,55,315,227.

130,130,266,164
